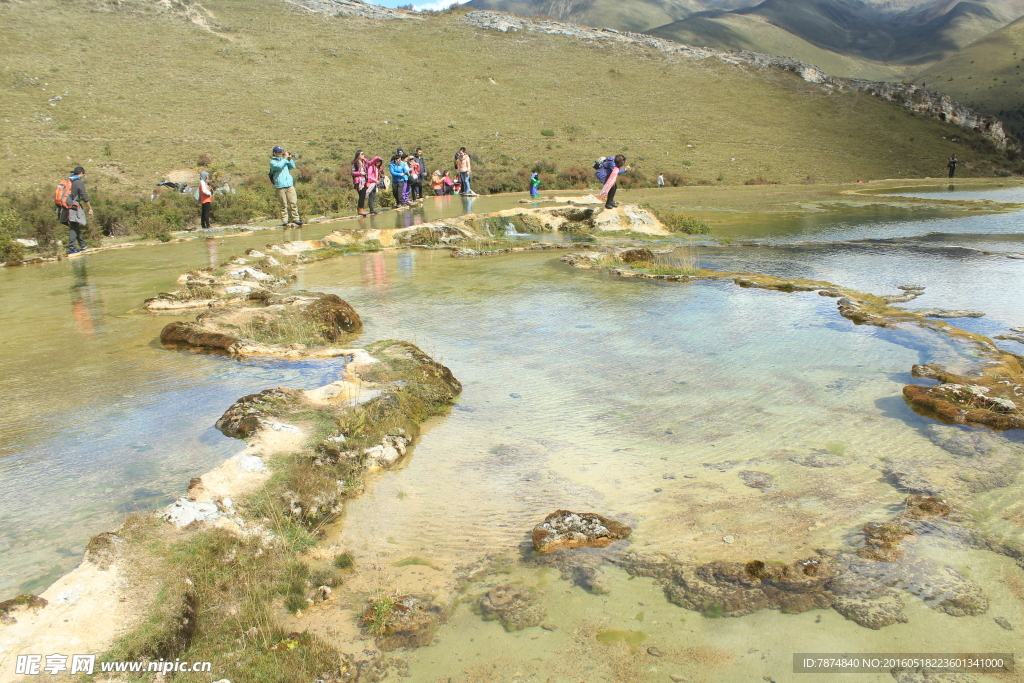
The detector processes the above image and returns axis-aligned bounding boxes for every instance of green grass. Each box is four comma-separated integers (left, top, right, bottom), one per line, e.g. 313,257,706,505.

914,16,1024,142
0,0,1013,217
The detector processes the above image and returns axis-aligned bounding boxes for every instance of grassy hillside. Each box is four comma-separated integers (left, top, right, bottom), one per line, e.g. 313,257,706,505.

0,0,1014,205
913,14,1024,138
646,13,911,79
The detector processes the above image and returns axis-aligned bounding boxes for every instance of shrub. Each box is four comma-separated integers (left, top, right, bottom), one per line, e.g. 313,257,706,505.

663,172,686,187
744,176,779,185
558,166,592,188
197,152,213,166
0,208,25,261
540,129,556,137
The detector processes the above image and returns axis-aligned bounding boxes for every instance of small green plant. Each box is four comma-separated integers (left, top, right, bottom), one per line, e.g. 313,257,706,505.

540,129,556,137
0,208,25,261
362,595,396,637
333,552,354,570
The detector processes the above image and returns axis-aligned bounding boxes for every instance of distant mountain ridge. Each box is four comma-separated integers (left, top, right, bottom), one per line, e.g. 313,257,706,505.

465,0,1024,74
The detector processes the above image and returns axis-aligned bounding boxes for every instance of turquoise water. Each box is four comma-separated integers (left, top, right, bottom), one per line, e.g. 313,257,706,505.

0,191,1022,681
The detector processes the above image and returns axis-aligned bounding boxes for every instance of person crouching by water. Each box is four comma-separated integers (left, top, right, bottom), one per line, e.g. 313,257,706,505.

270,146,302,226
351,150,369,216
197,171,213,230
58,166,93,254
364,156,384,215
390,154,410,207
596,155,630,210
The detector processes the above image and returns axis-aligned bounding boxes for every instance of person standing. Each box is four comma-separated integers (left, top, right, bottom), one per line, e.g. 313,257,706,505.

596,154,629,210
408,155,423,201
351,150,369,216
412,148,427,200
948,154,958,179
455,147,474,195
657,173,665,188
389,154,409,207
365,155,384,215
57,166,93,254
431,169,443,196
198,171,213,230
270,146,301,226
530,171,541,198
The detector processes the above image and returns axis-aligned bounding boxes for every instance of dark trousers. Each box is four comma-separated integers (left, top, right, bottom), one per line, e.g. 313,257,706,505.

201,202,212,230
410,180,423,200
367,188,377,213
948,166,956,178
393,180,406,206
605,184,618,208
458,172,471,194
67,222,87,251
357,186,367,210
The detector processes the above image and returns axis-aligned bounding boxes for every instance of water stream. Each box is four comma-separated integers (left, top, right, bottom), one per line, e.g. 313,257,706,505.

1,190,1022,680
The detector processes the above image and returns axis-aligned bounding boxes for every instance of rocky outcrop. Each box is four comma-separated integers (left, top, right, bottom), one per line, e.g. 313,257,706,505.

360,595,443,651
462,10,1019,154
532,510,632,553
904,361,1024,431
478,585,546,631
215,387,301,438
159,292,362,357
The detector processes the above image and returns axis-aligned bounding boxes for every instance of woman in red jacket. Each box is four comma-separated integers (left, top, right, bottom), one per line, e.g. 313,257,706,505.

364,156,384,215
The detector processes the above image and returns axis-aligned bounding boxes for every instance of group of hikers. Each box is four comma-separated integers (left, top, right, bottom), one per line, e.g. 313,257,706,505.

347,146,479,217
52,146,965,253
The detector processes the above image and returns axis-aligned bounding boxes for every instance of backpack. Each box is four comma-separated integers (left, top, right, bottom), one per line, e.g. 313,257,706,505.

55,177,75,208
592,156,609,171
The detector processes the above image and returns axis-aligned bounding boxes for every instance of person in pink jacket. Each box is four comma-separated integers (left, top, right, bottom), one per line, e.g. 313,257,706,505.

351,150,369,216
364,156,384,215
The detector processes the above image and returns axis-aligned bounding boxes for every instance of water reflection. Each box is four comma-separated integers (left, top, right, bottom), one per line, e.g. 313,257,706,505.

69,258,103,338
204,237,219,268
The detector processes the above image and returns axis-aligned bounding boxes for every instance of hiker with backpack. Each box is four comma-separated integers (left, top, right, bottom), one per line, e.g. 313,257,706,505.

595,154,630,210
197,171,213,230
270,146,302,227
56,166,93,254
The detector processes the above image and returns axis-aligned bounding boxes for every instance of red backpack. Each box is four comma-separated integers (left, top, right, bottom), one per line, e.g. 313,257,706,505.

55,177,75,208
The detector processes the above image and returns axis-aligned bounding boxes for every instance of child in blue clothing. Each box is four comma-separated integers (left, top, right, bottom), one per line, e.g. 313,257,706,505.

530,172,541,198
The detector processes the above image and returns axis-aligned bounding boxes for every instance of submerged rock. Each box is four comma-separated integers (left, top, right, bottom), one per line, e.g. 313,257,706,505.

478,585,546,630
662,557,837,618
832,590,908,630
738,470,773,490
531,510,632,554
858,520,914,562
789,453,847,468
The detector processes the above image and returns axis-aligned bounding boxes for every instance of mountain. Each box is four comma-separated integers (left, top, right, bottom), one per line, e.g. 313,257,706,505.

0,0,1014,196
913,14,1024,139
645,0,1024,71
460,0,758,32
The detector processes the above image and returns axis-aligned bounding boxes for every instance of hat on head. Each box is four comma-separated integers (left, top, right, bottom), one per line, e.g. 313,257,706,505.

272,146,284,154
199,171,210,180
72,166,85,175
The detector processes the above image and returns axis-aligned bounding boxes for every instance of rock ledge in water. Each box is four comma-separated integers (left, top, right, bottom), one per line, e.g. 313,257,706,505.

532,510,632,554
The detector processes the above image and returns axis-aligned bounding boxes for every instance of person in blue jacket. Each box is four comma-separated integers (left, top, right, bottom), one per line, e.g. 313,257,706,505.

269,146,302,226
530,172,541,198
389,154,410,207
